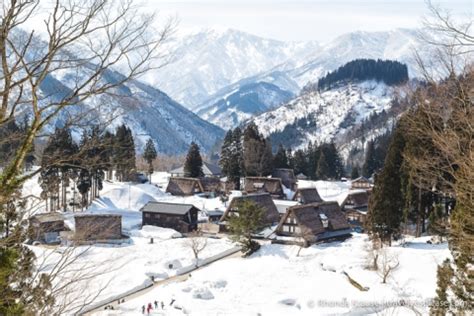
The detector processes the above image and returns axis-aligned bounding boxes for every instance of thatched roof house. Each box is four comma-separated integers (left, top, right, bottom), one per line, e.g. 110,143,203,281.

140,201,199,233
74,214,123,241
351,176,371,189
170,161,222,178
272,168,297,191
221,193,280,225
200,177,222,193
166,177,204,196
244,177,285,199
293,187,323,204
341,191,369,210
29,212,69,244
276,202,351,243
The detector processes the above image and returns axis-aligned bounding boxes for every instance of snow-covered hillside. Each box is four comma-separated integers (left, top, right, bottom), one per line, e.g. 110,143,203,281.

144,28,421,110
196,81,295,130
251,81,397,154
141,28,319,108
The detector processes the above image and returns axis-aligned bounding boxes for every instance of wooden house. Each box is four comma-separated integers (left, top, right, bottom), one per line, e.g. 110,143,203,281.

274,199,299,219
220,193,280,225
272,168,297,191
74,214,123,241
351,176,371,190
29,212,69,244
341,191,369,229
166,177,204,196
244,177,285,199
293,187,323,204
275,202,352,243
170,161,222,178
141,201,199,233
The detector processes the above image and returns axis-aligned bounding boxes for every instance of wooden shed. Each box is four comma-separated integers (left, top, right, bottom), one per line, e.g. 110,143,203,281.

244,177,285,199
166,177,204,196
293,187,323,204
351,176,371,189
272,168,297,191
220,193,280,225
276,202,352,243
74,214,123,241
140,201,199,233
341,191,370,229
29,212,68,244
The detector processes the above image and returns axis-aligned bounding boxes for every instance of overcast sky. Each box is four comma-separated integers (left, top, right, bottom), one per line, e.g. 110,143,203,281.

145,0,472,42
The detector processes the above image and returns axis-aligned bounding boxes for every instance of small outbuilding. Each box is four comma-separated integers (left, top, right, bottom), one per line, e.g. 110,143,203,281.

244,177,285,199
141,201,199,233
220,193,280,225
341,191,370,229
351,176,371,190
293,187,323,204
29,212,69,244
74,214,123,241
276,202,352,243
272,168,297,191
166,177,204,196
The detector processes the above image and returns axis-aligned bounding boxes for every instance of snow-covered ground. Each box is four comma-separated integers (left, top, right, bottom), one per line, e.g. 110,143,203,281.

21,173,447,315
91,234,449,316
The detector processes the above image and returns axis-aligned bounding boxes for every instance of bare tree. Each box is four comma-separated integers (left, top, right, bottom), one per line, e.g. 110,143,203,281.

186,230,208,268
296,226,313,257
377,249,400,284
0,0,176,205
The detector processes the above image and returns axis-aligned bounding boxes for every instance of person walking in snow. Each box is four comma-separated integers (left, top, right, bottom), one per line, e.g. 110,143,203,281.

142,305,145,314
147,302,153,314
170,298,175,306
154,300,158,308
161,301,165,310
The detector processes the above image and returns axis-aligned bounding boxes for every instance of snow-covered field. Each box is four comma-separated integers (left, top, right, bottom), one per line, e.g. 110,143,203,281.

92,234,449,316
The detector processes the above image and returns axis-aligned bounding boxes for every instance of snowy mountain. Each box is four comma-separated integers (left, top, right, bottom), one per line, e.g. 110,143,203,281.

250,80,404,159
39,68,224,155
141,28,320,108
196,80,295,130
142,28,421,111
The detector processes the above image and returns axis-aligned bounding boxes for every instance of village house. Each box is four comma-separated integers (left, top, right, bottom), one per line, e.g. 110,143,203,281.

170,161,222,178
293,187,323,204
244,177,285,199
220,193,280,226
29,212,69,244
272,168,297,191
140,201,199,233
166,177,204,196
351,176,371,190
274,199,299,220
275,202,352,243
74,214,123,242
341,191,370,230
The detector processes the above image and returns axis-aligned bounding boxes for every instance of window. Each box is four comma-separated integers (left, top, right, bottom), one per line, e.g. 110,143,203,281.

145,213,151,218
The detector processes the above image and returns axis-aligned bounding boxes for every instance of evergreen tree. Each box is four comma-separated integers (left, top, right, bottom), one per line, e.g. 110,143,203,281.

362,141,377,177
227,200,265,256
114,124,136,181
430,259,454,315
292,149,307,176
351,165,360,179
243,123,273,176
184,142,204,178
316,151,330,180
220,129,243,189
366,125,406,245
143,138,157,181
273,144,289,169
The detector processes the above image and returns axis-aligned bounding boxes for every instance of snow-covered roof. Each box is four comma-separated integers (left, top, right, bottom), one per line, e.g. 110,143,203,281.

170,161,222,176
141,201,199,215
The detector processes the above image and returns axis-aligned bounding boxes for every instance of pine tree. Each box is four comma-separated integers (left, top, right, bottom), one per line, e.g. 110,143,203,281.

243,123,272,176
362,141,376,177
366,125,406,245
227,200,265,256
143,138,157,181
273,144,289,169
316,151,330,180
351,165,360,179
184,142,204,178
114,124,136,181
292,149,307,176
430,259,454,315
